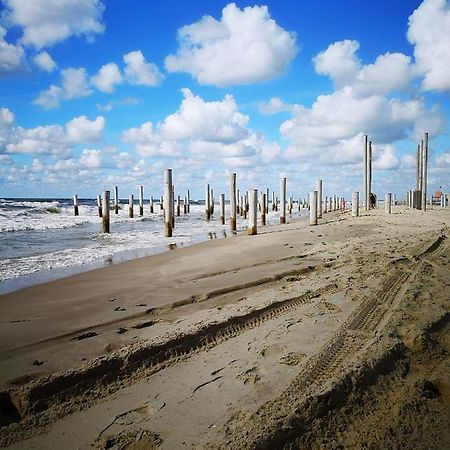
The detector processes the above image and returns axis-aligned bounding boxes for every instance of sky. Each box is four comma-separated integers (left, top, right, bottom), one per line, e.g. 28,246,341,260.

0,0,449,200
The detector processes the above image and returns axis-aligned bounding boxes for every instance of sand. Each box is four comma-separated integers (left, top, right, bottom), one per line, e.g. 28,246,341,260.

0,205,449,449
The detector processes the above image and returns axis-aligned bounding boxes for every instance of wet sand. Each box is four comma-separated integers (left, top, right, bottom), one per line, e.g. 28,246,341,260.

0,205,449,449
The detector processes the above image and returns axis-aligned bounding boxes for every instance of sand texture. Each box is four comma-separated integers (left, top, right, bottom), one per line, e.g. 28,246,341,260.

0,205,449,449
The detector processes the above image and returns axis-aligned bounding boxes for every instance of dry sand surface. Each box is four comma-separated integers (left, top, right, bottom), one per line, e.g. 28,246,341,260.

0,205,449,449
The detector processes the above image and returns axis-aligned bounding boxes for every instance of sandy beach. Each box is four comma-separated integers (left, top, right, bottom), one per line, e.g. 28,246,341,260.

0,205,449,449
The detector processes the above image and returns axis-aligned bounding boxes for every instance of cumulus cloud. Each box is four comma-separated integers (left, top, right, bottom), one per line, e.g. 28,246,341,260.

33,51,56,72
79,148,102,168
258,97,295,115
160,88,249,142
33,67,92,109
3,0,105,49
91,62,122,93
123,50,164,86
0,26,25,75
372,144,401,170
408,0,450,92
164,3,297,86
66,115,105,143
313,40,360,89
0,107,15,150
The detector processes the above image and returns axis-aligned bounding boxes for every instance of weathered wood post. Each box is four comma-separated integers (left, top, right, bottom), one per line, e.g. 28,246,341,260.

416,143,421,209
272,191,276,211
364,135,368,210
280,177,286,224
114,186,119,214
328,197,332,212
183,196,187,214
248,189,258,235
421,132,428,211
171,185,175,228
310,191,318,226
176,195,181,216
243,192,248,219
230,172,237,232
211,188,214,215
316,179,323,218
220,193,225,225
138,185,144,216
261,193,267,225
102,190,110,233
385,193,392,214
205,184,211,221
324,196,328,214
266,188,270,213
352,192,359,217
150,196,154,213
187,190,190,213
164,169,173,237
129,194,134,218
73,195,79,216
160,196,163,210
97,194,102,217
368,141,373,208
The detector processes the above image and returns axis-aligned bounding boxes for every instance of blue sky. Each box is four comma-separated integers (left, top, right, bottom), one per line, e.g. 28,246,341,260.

0,0,449,200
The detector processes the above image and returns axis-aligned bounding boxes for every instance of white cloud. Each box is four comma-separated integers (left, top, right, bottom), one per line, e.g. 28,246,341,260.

3,0,105,49
0,26,25,75
258,97,295,115
160,88,249,142
33,51,56,72
32,85,63,109
313,40,360,89
66,115,105,143
435,152,450,166
372,144,400,170
408,0,450,92
164,3,297,87
123,50,163,86
33,67,91,109
401,153,417,168
80,148,102,168
61,67,92,98
0,107,15,149
91,62,122,93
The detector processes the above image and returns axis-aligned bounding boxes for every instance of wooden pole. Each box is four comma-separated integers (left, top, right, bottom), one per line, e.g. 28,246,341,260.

230,173,237,232
309,191,318,226
210,188,214,215
129,194,134,218
421,133,428,211
248,189,258,235
139,185,144,216
316,179,323,219
97,194,102,217
385,193,392,214
187,190,190,213
244,192,248,219
220,193,225,225
183,196,187,214
171,185,175,228
102,190,110,233
160,196,163,210
272,191,276,211
176,195,181,216
73,195,79,216
164,169,173,237
364,135,368,211
280,177,286,224
150,196,154,213
266,188,269,213
324,196,328,214
205,184,210,220
261,193,267,225
352,192,359,217
114,186,119,214
368,141,373,209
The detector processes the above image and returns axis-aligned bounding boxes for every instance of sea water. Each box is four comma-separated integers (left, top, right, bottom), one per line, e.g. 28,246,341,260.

0,198,306,294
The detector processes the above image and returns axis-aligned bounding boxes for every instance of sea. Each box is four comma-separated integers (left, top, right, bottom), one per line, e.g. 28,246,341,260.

0,198,306,294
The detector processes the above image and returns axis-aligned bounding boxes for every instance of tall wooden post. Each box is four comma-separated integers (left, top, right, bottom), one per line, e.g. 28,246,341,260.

310,191,318,226
164,169,173,237
368,141,372,209
280,177,286,224
261,193,267,225
102,190,110,233
139,185,144,216
129,194,134,218
183,196,187,214
364,135,368,210
385,193,392,214
97,194,102,217
230,173,237,232
160,196,163,211
114,186,119,214
248,189,258,235
220,193,225,225
352,192,359,217
421,133,428,211
176,195,181,216
210,188,214,215
272,191,276,211
205,184,210,220
73,195,79,216
187,190,190,213
171,185,175,228
316,179,323,219
150,196,154,213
